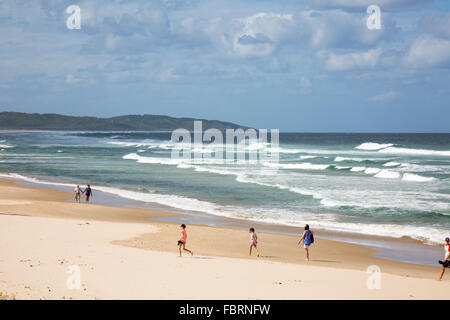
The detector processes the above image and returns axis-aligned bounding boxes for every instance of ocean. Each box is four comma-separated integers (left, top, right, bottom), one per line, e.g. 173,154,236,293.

0,131,449,244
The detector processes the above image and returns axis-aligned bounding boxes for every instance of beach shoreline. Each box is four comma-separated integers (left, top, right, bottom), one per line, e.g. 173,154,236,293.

2,174,443,267
0,177,449,299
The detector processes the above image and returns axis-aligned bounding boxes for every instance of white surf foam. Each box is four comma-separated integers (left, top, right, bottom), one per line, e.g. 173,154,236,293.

94,185,224,215
335,156,390,163
364,168,381,175
383,161,400,167
355,142,393,151
402,173,436,182
263,162,330,170
178,164,240,177
335,156,364,162
374,169,401,179
123,153,183,165
379,147,450,157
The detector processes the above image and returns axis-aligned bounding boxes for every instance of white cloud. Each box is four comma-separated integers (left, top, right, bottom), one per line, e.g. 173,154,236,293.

370,90,398,102
405,36,450,68
297,10,387,50
218,12,295,57
324,48,382,71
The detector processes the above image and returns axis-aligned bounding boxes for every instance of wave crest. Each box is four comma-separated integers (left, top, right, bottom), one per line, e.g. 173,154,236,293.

355,142,393,151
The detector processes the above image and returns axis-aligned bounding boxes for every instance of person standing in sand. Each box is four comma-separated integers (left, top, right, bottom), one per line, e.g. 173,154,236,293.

84,185,92,203
74,185,83,203
178,224,193,257
437,237,450,281
298,224,313,261
249,228,260,257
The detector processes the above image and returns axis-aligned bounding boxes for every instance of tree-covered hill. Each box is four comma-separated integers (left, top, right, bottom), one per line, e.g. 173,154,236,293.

0,112,249,131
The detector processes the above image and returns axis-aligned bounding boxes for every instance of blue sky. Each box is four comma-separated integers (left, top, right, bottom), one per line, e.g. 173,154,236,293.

0,0,449,132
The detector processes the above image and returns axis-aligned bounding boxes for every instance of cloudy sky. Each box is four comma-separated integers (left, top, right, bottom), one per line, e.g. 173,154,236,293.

0,0,449,132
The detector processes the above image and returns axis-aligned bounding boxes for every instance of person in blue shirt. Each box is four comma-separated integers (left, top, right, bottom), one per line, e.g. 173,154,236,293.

298,224,313,261
84,185,93,203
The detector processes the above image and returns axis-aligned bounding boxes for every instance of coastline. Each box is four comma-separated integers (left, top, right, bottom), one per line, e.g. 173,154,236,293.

3,174,444,266
0,177,449,299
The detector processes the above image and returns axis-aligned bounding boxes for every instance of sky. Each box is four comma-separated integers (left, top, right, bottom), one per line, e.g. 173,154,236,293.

0,0,449,132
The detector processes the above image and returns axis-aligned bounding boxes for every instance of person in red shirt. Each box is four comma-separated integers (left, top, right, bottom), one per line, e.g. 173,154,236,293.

178,224,193,257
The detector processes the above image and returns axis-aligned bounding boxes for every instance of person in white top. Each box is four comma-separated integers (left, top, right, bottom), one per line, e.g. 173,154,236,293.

249,228,260,257
437,237,450,281
74,185,83,203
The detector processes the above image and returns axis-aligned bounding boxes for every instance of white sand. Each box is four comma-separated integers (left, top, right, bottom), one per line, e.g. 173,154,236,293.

0,214,449,300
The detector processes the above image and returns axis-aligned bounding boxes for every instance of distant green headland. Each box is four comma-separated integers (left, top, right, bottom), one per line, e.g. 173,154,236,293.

0,112,249,131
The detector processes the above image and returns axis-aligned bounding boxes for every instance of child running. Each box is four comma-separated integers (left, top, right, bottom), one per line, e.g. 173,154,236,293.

249,227,260,257
437,237,450,281
177,224,193,257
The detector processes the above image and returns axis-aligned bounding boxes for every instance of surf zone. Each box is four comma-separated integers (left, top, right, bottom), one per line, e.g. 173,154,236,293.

170,120,280,164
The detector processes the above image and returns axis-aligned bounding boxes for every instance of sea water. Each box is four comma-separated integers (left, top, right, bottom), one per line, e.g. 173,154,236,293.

0,131,449,245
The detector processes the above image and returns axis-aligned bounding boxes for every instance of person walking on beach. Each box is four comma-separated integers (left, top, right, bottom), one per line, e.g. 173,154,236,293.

84,185,92,203
437,237,450,281
74,185,83,203
178,224,193,257
249,227,260,257
298,224,314,261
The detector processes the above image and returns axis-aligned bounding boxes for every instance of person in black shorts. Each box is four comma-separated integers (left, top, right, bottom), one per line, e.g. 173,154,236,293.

177,224,193,257
437,237,450,281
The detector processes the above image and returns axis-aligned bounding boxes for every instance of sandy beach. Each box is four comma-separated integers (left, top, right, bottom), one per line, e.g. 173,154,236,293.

0,178,449,300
